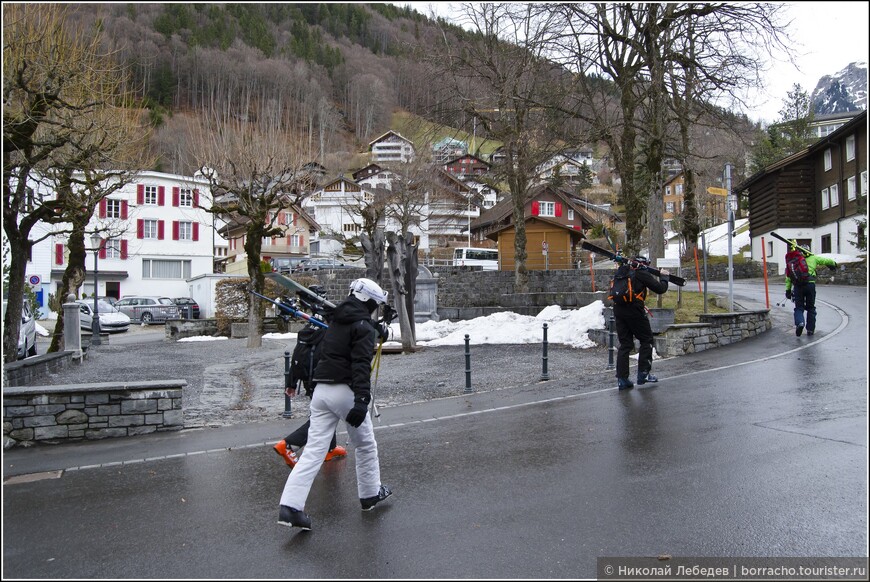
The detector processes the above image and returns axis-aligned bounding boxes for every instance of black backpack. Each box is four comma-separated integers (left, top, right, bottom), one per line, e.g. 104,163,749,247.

290,323,327,397
608,264,645,304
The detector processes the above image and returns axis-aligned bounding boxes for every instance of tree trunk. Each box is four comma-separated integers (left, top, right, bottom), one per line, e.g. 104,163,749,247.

48,230,88,353
386,231,415,353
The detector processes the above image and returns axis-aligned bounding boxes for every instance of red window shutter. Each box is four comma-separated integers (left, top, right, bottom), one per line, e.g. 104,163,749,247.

55,243,64,265
120,239,128,259
137,219,144,239
293,213,297,226
121,201,128,219
98,240,106,260
193,222,199,241
555,202,563,217
531,201,540,216
193,189,199,207
300,234,304,246
99,199,107,218
137,184,144,204
158,186,165,206
172,221,179,241
172,187,179,207
158,220,164,240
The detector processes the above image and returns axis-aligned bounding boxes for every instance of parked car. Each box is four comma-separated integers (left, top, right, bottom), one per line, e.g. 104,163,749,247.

114,296,179,324
292,257,353,272
173,297,200,319
270,257,309,274
2,299,37,358
75,299,130,333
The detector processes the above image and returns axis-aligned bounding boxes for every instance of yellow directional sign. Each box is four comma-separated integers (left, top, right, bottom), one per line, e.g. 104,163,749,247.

707,187,728,196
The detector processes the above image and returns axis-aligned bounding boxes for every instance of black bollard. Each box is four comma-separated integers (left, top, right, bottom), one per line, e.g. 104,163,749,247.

464,334,473,393
283,350,293,418
606,308,616,370
540,323,550,381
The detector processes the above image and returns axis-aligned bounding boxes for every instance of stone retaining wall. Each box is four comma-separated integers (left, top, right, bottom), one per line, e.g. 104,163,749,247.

3,379,186,447
588,309,771,358
3,351,77,388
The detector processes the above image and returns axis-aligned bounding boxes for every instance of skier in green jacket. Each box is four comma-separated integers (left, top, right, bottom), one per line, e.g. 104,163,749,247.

784,247,837,337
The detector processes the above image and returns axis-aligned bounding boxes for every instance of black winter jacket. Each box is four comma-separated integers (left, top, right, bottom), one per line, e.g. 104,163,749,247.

612,267,669,315
312,296,378,405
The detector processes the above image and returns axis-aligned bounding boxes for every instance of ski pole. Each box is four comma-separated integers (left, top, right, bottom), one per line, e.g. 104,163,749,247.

370,339,384,421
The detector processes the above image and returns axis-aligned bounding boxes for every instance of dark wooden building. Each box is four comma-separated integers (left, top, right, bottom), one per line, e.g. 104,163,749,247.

735,110,866,272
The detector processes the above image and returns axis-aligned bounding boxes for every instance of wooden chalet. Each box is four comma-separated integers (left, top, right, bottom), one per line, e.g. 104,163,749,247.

443,154,491,178
734,110,866,270
470,184,595,270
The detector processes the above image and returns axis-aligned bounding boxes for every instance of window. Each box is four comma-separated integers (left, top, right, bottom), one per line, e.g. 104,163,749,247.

143,219,159,239
288,234,302,247
767,241,773,258
567,209,574,220
142,259,191,279
862,171,867,196
676,184,683,195
830,183,839,207
538,201,555,217
666,186,672,196
105,239,121,259
178,221,193,241
821,234,832,254
821,187,830,210
178,188,194,207
666,202,675,213
847,176,857,201
343,223,361,233
824,149,832,171
144,185,159,205
846,135,855,161
106,199,122,219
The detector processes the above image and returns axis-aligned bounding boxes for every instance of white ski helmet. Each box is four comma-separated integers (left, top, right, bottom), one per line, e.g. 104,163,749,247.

349,278,388,305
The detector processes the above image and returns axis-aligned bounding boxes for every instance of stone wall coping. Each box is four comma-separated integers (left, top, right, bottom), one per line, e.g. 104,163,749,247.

700,309,769,318
3,351,71,371
4,379,187,397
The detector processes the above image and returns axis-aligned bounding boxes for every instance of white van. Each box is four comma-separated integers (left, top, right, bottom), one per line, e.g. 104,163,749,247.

452,247,499,270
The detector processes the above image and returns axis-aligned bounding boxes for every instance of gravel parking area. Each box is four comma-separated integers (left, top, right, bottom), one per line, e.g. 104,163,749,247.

30,325,610,428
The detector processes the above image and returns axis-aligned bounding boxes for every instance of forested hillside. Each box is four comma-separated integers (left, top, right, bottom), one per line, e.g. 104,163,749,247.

67,3,465,174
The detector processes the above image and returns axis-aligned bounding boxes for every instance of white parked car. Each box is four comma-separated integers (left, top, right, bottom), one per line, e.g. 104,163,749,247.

75,299,130,333
2,299,37,358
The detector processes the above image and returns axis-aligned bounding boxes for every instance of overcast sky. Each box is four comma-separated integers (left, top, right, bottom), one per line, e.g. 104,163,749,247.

398,2,869,124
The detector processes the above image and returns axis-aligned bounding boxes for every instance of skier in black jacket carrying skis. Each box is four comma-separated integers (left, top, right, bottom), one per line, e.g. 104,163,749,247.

612,256,670,390
278,278,393,531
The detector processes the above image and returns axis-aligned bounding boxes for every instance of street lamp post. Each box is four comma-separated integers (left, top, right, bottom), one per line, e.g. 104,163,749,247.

90,233,102,346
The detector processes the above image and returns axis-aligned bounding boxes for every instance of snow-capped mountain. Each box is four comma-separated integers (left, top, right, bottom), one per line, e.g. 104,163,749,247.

811,61,867,115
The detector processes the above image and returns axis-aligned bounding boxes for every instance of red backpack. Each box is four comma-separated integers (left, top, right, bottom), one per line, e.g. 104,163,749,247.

785,249,810,285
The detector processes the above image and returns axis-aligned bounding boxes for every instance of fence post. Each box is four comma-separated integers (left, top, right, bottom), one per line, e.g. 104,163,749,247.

540,323,550,381
464,334,473,393
283,350,293,418
606,307,616,371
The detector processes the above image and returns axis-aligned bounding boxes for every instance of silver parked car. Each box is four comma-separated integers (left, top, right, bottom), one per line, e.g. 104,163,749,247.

114,296,179,324
76,299,131,333
2,299,37,358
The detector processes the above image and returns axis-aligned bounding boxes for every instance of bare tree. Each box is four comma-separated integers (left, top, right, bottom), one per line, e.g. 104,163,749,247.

430,3,576,292
188,111,309,348
3,4,149,362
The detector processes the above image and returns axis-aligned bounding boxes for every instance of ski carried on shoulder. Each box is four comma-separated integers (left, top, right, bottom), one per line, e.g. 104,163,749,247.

248,288,328,328
582,240,687,286
265,272,337,309
769,232,814,256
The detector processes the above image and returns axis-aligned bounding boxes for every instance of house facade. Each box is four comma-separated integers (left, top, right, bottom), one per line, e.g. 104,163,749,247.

662,173,685,228
302,176,375,245
221,203,318,276
470,184,595,267
735,110,867,273
33,171,221,305
368,130,415,163
443,154,491,178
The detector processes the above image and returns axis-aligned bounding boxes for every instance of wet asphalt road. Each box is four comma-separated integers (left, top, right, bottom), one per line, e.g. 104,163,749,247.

3,281,867,579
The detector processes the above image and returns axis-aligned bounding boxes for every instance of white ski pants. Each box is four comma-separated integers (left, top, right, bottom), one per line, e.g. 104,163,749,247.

279,382,381,510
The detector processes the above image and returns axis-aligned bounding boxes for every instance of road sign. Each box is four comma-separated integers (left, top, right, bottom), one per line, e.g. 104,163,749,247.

27,274,41,286
707,187,728,196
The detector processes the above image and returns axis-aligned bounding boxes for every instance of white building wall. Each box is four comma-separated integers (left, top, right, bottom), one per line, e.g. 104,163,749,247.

33,171,220,303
